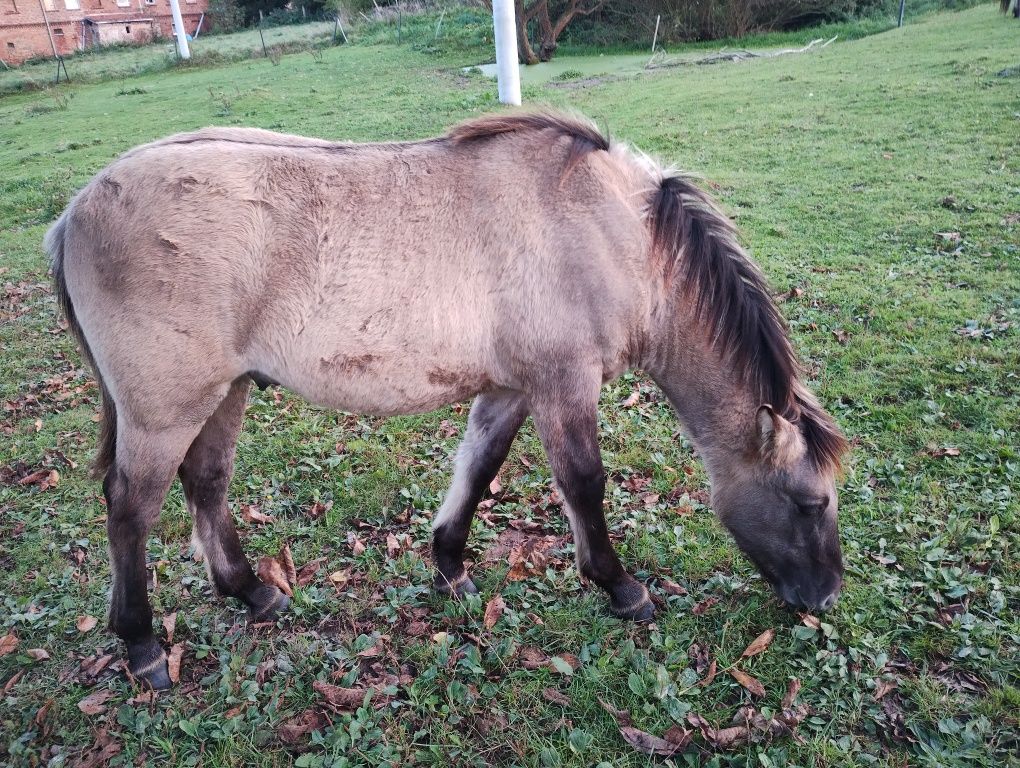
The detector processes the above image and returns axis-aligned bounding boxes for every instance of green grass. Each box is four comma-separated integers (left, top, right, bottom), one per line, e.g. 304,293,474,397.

1,5,1018,767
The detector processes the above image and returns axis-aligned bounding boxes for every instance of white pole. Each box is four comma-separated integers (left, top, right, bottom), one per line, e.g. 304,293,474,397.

169,0,191,59
491,0,520,106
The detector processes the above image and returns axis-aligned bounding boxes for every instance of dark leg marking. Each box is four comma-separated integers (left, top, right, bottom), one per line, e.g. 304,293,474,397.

179,377,289,621
530,390,654,622
432,390,528,596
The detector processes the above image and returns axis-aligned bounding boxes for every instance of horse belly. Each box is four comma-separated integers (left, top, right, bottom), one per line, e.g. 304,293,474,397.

267,348,493,417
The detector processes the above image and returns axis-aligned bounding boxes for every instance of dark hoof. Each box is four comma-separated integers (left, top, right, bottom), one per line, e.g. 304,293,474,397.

610,584,656,622
249,585,291,622
433,572,478,598
127,640,171,690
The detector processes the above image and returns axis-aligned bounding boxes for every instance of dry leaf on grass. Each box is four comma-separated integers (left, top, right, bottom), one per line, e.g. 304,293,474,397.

488,476,502,495
741,629,775,658
296,558,325,586
257,544,298,597
73,728,122,768
162,612,177,644
27,648,50,661
313,681,390,712
699,658,718,686
76,615,98,633
542,687,570,705
77,688,115,715
782,678,802,709
729,667,765,697
621,390,641,408
483,594,505,629
0,633,18,656
800,613,821,629
598,698,633,727
278,708,329,743
620,725,691,756
348,531,366,556
518,646,549,670
167,643,184,684
691,596,719,615
241,504,275,525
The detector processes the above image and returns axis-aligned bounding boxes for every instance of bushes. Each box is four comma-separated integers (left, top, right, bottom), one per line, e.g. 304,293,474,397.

585,0,987,44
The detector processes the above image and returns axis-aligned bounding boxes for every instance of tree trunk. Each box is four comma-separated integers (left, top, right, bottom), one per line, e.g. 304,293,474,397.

515,0,603,64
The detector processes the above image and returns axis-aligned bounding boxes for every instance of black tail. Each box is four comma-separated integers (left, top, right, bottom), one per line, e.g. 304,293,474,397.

46,214,117,478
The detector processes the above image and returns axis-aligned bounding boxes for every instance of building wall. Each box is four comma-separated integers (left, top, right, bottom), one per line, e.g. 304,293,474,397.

0,0,207,65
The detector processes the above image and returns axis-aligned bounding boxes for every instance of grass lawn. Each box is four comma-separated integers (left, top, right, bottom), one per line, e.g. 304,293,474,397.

1,5,1018,766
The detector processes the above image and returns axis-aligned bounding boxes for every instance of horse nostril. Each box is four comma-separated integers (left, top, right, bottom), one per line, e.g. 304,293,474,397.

820,592,838,611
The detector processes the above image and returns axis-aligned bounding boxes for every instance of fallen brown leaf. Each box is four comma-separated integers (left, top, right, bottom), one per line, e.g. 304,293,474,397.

296,558,325,586
741,628,775,658
659,578,688,596
692,596,719,615
128,690,157,705
76,615,98,633
278,708,328,743
167,642,184,684
782,678,802,709
27,648,50,661
34,699,52,728
489,476,502,495
621,390,641,408
279,543,296,585
619,725,690,756
73,728,122,768
874,678,897,700
162,612,177,644
241,504,275,525
4,671,23,693
483,594,505,630
598,697,633,726
257,556,292,597
729,667,765,697
0,633,17,656
348,531,366,556
699,658,718,686
800,613,821,629
77,688,115,715
306,500,331,519
314,681,389,712
542,687,570,705
518,646,548,670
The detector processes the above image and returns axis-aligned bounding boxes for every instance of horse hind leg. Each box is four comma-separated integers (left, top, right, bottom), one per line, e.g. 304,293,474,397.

178,377,288,621
529,385,654,622
432,390,528,596
105,419,208,690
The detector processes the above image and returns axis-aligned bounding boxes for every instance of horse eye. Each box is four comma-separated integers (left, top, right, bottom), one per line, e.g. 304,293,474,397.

797,496,829,515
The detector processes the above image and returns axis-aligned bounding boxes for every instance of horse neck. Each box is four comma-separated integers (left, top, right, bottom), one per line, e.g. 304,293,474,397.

643,317,759,480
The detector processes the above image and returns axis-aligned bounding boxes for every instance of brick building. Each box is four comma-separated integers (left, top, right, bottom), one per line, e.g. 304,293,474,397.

1,0,209,66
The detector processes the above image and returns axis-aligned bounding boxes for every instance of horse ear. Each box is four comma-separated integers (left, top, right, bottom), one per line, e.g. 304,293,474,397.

756,405,777,449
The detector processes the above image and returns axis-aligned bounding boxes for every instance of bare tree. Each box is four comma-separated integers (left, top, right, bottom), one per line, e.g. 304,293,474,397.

509,0,605,64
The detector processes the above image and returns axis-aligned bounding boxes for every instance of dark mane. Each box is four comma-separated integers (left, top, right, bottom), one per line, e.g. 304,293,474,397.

648,174,847,472
447,111,609,176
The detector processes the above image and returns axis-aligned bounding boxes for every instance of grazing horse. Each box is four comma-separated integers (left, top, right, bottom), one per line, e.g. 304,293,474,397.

48,112,847,689
1003,0,1019,18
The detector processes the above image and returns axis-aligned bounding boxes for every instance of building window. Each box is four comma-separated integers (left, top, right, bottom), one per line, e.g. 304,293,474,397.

44,0,55,9
125,24,130,33
116,0,129,6
64,0,80,9
53,27,64,35
6,41,14,50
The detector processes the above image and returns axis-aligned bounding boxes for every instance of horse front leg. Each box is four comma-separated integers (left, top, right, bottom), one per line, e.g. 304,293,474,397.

530,387,654,621
432,390,528,596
